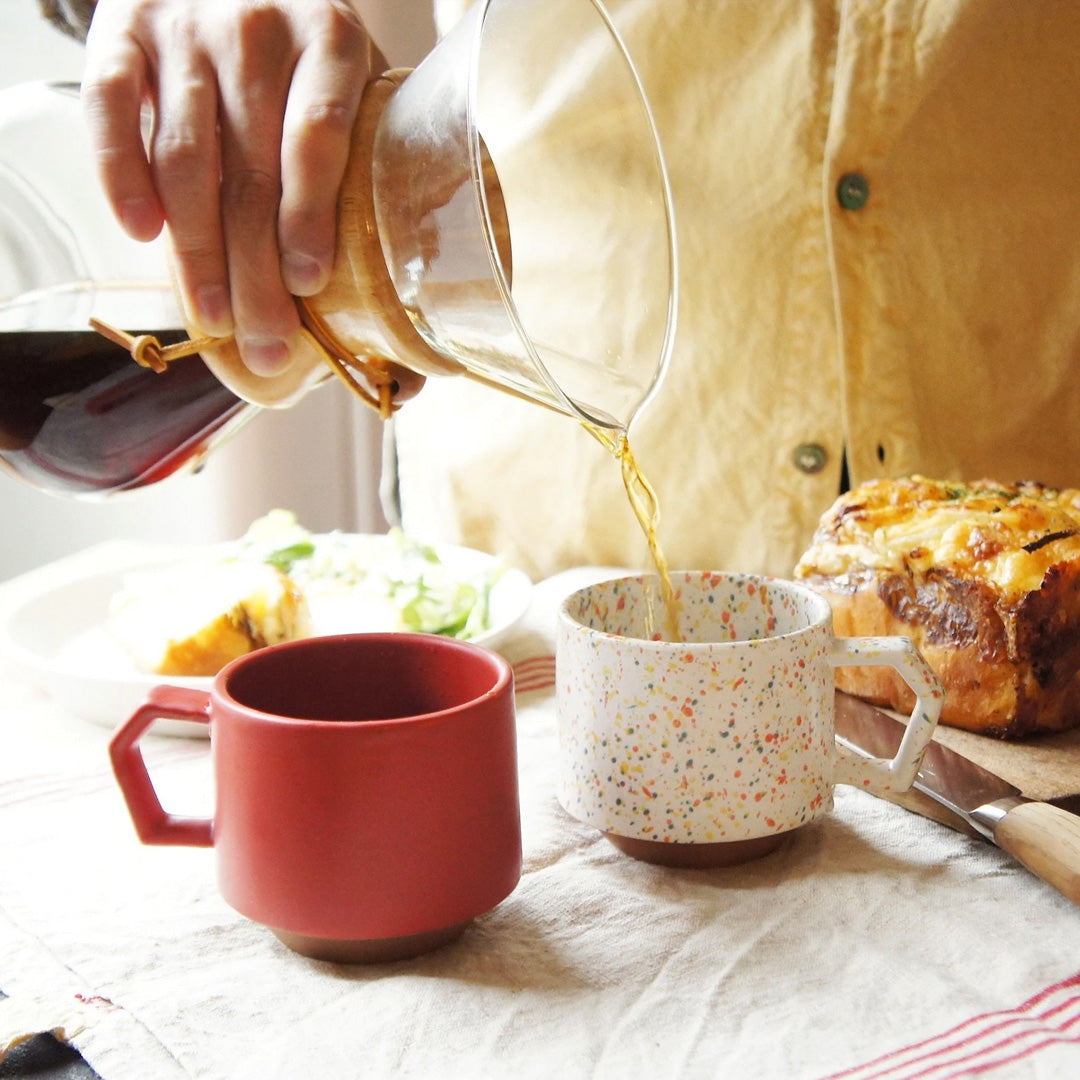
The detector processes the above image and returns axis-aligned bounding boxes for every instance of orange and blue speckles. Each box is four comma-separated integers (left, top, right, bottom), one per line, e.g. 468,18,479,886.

557,570,941,846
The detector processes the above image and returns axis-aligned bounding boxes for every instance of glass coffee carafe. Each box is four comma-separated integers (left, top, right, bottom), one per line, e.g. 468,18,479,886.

0,81,250,495
0,0,678,497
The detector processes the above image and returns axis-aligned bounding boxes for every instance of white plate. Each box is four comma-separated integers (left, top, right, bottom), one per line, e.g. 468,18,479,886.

0,539,532,735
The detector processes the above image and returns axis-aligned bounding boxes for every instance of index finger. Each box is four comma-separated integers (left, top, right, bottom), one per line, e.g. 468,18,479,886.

81,28,164,242
277,10,373,296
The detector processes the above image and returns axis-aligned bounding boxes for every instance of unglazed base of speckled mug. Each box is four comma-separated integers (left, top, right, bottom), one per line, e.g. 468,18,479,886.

272,919,472,964
604,828,800,868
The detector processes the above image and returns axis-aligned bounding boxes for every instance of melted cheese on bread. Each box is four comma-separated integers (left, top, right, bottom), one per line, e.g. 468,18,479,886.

794,476,1080,600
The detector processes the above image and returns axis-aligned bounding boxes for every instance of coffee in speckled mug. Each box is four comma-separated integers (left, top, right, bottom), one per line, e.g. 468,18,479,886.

556,571,944,868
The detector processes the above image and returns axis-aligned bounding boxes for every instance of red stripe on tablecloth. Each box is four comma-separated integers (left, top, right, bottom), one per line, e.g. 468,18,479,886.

512,655,556,695
819,972,1080,1080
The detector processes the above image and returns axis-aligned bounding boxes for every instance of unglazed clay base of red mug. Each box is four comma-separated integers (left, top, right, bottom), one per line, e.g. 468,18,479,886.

272,919,473,964
604,828,800,869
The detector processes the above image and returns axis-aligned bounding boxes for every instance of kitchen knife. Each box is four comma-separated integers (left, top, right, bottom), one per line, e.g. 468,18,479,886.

835,691,1080,905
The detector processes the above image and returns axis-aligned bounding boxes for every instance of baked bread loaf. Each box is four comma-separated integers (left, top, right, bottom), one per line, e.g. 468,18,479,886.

794,475,1080,738
106,560,311,677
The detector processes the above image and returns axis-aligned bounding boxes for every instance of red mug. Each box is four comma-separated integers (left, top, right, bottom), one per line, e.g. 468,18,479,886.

109,633,521,963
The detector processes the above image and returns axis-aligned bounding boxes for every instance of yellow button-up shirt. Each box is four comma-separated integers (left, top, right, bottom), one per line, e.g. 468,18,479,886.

394,0,1080,580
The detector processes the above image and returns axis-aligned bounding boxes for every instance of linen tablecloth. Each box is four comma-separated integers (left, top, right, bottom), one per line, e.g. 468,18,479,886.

1,545,1079,1080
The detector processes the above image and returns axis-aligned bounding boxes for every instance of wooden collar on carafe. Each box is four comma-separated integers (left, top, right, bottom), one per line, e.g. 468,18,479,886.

90,297,403,420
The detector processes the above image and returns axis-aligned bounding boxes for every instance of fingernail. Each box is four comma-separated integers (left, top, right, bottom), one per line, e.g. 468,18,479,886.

281,252,326,296
194,285,233,337
240,335,293,376
118,196,160,240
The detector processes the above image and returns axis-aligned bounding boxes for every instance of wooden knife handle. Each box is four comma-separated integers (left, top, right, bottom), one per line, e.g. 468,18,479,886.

995,801,1080,905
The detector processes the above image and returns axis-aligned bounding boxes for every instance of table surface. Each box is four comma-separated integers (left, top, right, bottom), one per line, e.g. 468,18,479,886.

1,543,1079,1080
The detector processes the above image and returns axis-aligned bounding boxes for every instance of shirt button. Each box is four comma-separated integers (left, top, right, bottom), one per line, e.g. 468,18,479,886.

837,172,870,210
794,443,828,474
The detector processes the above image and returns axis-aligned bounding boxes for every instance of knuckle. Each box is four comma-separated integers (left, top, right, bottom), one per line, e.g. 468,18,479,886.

79,64,123,104
316,2,368,53
228,4,293,78
80,64,137,122
238,1,292,36
221,168,281,224
158,6,200,48
296,98,355,138
152,125,210,176
283,100,354,167
169,237,221,267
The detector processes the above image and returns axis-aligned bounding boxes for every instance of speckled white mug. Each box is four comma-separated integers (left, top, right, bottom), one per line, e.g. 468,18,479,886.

556,571,944,867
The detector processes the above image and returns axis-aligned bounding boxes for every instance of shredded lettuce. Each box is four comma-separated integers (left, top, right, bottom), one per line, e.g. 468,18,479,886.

232,511,500,640
261,540,317,573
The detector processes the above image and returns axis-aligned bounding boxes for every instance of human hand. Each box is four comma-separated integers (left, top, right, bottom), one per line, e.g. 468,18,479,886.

81,0,383,377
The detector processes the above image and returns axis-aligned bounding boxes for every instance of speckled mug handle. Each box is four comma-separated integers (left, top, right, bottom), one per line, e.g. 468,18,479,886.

828,636,944,794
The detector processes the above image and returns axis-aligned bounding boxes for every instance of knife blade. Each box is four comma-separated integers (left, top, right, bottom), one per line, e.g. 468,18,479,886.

835,691,1080,905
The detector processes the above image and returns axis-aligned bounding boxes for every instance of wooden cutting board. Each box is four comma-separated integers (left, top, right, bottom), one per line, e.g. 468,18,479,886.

930,722,1080,803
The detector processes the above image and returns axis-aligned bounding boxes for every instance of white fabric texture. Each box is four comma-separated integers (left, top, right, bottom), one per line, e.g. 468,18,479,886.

1,546,1079,1080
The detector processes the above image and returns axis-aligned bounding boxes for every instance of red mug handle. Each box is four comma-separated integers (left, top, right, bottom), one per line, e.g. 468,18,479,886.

109,685,214,847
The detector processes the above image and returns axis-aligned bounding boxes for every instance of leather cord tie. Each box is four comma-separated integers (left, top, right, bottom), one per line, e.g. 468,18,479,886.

90,299,402,421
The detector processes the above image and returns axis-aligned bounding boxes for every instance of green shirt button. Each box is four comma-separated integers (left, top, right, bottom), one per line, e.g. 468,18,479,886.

793,443,828,475
837,172,870,210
